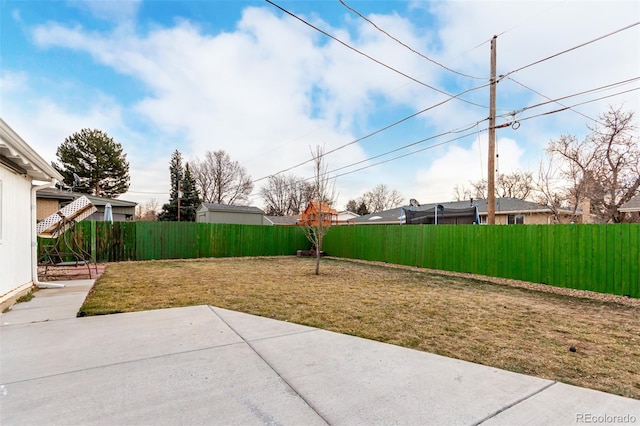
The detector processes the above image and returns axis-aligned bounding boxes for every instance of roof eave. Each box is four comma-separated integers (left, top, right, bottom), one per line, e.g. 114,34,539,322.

0,118,63,182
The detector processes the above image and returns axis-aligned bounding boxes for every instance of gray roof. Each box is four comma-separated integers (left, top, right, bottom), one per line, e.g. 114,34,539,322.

353,198,555,224
200,203,265,214
37,187,137,208
264,215,299,225
619,194,640,212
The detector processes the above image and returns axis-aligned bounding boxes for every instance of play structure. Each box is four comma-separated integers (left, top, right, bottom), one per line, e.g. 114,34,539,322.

402,204,480,225
37,195,98,279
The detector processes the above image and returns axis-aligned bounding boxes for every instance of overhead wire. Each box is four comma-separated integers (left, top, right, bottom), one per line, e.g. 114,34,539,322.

338,0,486,80
265,0,488,109
252,80,491,183
499,21,639,81
505,76,603,125
258,3,639,188
316,118,489,178
509,77,640,116
500,87,640,126
314,86,639,182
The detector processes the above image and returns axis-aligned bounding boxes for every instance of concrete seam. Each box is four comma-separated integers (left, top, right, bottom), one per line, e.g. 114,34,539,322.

0,341,246,386
472,381,557,425
207,305,331,425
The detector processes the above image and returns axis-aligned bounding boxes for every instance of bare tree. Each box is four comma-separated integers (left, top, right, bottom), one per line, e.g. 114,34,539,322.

259,174,314,216
135,198,160,221
361,184,403,212
190,150,253,205
541,106,639,223
455,171,533,201
533,157,582,223
302,146,336,275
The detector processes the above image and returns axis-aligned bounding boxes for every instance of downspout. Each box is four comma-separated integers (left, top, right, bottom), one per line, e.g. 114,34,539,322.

31,179,65,288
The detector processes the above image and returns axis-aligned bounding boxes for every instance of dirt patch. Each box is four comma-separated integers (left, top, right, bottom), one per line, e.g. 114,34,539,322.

38,263,107,281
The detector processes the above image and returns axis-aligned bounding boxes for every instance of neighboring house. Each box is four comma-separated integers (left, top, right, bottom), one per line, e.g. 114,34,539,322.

0,118,63,310
196,203,267,225
352,198,579,225
619,194,640,222
337,210,359,224
299,201,338,227
36,187,137,221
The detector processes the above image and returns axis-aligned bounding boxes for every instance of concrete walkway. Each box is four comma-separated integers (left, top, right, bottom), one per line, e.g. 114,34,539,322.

1,280,638,425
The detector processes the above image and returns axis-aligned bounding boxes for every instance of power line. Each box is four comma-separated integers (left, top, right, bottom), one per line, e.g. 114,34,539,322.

328,129,482,180
510,77,640,116
500,21,639,80
505,76,602,125
252,78,490,184
319,87,638,183
338,0,486,80
265,0,488,109
321,119,488,178
497,87,640,127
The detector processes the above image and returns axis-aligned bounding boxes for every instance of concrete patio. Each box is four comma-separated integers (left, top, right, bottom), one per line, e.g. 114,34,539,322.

1,280,638,425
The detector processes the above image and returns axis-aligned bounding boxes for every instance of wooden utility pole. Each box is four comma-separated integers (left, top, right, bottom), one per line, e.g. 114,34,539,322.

177,180,182,222
487,35,497,224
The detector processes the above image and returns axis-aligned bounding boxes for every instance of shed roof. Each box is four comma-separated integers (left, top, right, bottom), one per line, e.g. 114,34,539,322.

264,215,299,225
37,187,137,208
0,118,63,182
619,194,640,212
200,203,265,214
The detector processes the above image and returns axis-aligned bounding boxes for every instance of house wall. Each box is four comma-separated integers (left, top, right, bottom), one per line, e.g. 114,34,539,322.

0,164,33,304
37,198,59,220
197,210,265,225
495,212,552,225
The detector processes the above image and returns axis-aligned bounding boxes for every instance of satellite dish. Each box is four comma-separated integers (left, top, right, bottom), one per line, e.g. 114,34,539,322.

37,196,97,238
71,173,82,192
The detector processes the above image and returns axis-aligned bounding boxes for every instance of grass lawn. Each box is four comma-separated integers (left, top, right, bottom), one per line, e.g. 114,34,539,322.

79,256,640,400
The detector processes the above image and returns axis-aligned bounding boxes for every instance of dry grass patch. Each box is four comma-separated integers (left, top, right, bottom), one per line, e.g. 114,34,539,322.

79,256,640,399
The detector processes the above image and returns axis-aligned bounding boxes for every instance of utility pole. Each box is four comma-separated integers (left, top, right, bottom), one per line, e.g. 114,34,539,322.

177,180,182,222
487,35,497,225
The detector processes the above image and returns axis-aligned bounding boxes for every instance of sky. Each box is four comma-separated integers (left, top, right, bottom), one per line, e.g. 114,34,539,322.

1,0,639,211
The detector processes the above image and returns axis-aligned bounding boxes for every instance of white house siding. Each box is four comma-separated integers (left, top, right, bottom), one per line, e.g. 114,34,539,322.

0,163,33,302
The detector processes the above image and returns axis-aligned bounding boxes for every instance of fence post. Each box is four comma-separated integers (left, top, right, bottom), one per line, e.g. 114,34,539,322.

91,221,96,260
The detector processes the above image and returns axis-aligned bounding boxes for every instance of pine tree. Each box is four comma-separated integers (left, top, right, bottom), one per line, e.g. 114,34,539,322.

180,163,201,222
53,129,130,198
158,150,184,221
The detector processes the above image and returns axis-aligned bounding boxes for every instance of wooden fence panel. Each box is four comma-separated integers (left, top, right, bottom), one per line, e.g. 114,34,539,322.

48,221,639,298
324,224,640,298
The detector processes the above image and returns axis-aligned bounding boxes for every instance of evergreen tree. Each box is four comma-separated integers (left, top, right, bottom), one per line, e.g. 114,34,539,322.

180,163,201,222
356,202,369,216
53,128,130,198
158,150,183,221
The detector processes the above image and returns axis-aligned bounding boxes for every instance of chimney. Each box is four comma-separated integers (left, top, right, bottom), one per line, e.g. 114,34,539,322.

581,198,591,224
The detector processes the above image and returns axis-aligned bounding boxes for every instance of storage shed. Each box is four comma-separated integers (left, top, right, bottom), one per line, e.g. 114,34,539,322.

196,203,267,225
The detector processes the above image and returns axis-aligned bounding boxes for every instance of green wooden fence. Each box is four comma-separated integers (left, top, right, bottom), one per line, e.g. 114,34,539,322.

322,224,640,298
72,221,309,262
50,221,639,298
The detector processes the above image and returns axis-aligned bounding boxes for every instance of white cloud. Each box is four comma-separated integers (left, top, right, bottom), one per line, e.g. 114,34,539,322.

8,1,639,210
414,136,525,203
66,0,142,22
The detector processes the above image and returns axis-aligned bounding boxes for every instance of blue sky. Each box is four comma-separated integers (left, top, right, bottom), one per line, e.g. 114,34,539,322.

2,0,638,210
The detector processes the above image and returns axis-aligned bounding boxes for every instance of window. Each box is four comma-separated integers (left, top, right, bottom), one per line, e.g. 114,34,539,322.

507,214,525,224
